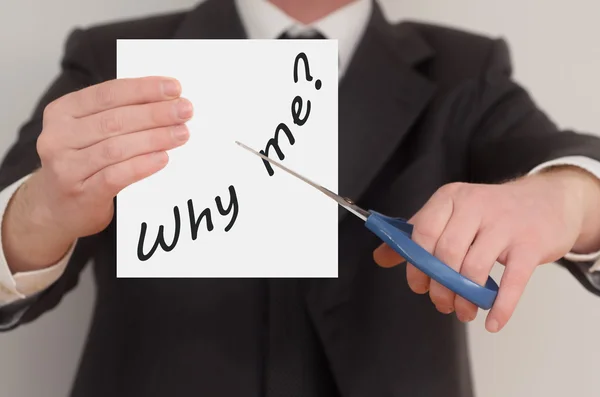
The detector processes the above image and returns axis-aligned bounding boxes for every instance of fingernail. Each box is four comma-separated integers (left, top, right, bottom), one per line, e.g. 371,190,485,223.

162,79,180,97
436,305,454,314
172,125,189,141
457,313,472,323
413,283,429,294
176,99,193,119
153,152,168,164
487,318,499,332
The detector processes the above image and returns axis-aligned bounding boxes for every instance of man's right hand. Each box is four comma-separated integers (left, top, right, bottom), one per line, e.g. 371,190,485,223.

2,77,193,273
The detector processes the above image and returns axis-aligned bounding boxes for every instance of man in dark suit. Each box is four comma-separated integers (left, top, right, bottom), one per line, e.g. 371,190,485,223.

0,0,599,396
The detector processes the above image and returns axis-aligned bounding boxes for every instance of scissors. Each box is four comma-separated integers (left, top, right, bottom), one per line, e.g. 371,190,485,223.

236,141,499,310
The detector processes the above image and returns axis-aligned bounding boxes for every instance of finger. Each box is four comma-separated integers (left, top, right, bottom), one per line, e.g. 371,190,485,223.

73,124,189,180
485,247,539,333
453,229,507,323
72,98,193,149
406,187,455,298
429,207,480,314
84,151,170,199
57,77,181,118
373,243,405,268
406,263,429,294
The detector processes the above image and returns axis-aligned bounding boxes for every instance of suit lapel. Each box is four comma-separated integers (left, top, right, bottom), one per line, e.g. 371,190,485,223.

338,4,436,221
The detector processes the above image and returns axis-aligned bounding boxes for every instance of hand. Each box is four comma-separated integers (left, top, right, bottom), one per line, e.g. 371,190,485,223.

3,77,193,272
373,167,600,332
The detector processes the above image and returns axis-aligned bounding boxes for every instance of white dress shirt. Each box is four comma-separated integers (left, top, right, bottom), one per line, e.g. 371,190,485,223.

0,0,599,307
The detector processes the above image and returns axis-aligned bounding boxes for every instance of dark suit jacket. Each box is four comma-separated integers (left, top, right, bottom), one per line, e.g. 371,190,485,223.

2,1,600,396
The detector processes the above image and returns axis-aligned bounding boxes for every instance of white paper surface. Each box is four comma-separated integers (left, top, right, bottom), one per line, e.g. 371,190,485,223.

116,39,338,278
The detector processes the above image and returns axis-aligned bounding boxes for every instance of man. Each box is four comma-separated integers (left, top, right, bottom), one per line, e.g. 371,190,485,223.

0,0,599,395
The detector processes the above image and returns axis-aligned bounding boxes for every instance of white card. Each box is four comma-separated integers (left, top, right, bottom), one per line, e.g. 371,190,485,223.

116,39,338,278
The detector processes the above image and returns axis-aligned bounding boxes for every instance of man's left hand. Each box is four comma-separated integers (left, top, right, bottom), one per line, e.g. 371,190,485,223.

373,167,600,332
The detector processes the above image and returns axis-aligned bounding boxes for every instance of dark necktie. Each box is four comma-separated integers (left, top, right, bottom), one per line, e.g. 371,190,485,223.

278,30,339,70
278,30,326,40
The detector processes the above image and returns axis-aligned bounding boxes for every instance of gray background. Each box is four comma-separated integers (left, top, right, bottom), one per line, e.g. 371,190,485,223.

0,1,599,396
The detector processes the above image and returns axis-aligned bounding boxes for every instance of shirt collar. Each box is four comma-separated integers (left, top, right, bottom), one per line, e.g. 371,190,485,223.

234,0,373,77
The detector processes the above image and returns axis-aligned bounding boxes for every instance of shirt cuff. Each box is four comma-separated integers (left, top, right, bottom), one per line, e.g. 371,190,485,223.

528,156,600,272
0,174,75,306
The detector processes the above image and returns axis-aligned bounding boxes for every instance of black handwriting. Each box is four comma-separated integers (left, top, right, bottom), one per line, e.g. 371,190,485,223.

136,185,239,262
260,51,322,176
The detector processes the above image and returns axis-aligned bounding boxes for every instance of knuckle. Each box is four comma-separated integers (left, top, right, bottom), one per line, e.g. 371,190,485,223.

412,223,439,246
465,186,489,206
100,141,124,162
435,237,464,265
470,184,487,198
102,168,121,191
438,182,465,196
510,242,541,263
36,133,53,161
507,269,530,288
461,255,487,276
70,180,85,195
99,113,122,135
94,84,116,108
42,101,60,120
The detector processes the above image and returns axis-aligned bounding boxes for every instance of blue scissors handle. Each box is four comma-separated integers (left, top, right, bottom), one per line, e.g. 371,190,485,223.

365,211,499,310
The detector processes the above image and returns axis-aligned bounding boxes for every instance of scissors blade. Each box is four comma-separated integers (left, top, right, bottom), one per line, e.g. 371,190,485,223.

235,141,370,221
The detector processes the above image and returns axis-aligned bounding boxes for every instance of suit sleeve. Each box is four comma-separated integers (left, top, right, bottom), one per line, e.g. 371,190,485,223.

467,38,600,296
468,38,600,182
0,28,105,330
